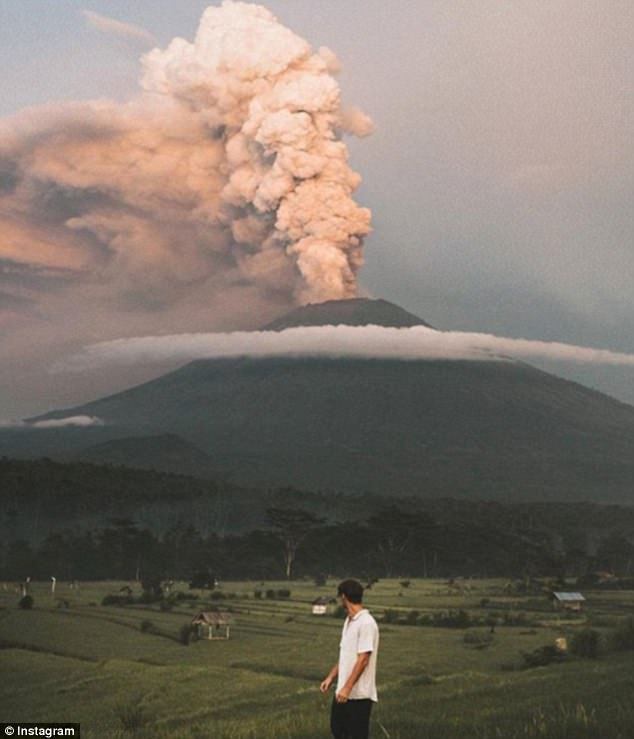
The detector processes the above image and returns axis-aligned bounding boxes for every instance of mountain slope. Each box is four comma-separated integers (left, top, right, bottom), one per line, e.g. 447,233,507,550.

22,357,634,503
9,298,634,502
74,433,217,478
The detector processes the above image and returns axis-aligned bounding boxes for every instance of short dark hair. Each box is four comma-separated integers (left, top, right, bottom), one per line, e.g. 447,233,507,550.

337,579,364,604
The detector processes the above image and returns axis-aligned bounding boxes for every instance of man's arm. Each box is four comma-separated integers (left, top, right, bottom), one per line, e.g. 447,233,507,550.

335,652,371,703
320,663,339,693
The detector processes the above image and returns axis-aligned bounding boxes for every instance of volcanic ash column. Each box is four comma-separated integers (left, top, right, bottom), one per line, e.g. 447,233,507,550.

142,1,373,302
0,1,373,313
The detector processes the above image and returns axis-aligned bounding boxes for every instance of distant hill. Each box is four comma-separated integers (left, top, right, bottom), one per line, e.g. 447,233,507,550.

2,456,634,547
5,298,634,503
75,433,217,478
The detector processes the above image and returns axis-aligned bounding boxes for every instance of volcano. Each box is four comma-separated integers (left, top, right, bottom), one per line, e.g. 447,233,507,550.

262,297,433,330
7,298,634,503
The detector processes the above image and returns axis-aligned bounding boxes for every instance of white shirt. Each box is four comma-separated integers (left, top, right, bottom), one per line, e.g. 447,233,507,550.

337,608,379,702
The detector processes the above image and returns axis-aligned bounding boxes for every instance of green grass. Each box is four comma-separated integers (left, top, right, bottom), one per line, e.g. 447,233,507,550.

1,579,633,738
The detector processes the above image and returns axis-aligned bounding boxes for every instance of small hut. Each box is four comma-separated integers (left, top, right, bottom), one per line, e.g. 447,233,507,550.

312,597,331,616
192,611,231,640
552,592,586,612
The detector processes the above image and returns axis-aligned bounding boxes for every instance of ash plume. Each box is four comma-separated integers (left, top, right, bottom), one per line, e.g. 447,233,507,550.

0,1,372,310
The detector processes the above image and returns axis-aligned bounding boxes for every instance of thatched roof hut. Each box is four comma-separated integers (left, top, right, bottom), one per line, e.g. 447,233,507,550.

192,611,232,639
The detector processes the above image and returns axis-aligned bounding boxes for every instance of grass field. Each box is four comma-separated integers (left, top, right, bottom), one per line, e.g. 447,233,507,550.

1,578,633,738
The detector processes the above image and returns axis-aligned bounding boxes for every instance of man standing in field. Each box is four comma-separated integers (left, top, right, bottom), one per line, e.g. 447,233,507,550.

320,579,379,739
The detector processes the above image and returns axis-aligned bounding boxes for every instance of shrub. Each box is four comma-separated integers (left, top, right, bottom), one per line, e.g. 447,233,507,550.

210,591,226,600
179,623,195,645
503,611,529,627
159,600,173,612
254,590,263,599
610,616,634,652
521,645,566,668
265,589,276,599
332,605,347,619
140,619,156,634
432,609,473,628
18,595,33,610
400,580,411,589
383,609,400,624
277,589,291,599
405,610,420,626
314,573,327,587
570,628,601,659
480,597,490,607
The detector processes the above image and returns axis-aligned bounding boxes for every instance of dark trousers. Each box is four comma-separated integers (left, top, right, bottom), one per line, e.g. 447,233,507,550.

330,698,373,739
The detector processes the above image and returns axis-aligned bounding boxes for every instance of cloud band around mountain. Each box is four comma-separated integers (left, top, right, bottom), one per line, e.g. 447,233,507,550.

58,325,634,372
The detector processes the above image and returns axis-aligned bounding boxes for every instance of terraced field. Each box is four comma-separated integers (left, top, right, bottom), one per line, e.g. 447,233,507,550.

1,579,633,738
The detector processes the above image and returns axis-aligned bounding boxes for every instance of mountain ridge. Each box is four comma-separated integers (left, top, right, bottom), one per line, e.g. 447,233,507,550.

4,298,634,503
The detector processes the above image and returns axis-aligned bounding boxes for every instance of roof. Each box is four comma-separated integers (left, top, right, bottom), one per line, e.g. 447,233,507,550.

552,592,586,601
191,611,231,625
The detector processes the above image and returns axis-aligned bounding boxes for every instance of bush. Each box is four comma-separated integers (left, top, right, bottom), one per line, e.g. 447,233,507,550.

159,600,173,612
140,619,156,634
521,645,566,668
383,609,400,624
400,580,411,589
254,590,263,599
405,610,420,625
570,628,601,659
332,605,347,619
18,595,33,610
314,573,327,587
277,588,291,599
480,597,490,607
265,589,276,599
610,616,634,652
179,623,195,645
210,591,226,600
431,609,473,628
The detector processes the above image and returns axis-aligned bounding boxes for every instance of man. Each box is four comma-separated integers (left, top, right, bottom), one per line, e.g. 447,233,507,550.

320,579,379,739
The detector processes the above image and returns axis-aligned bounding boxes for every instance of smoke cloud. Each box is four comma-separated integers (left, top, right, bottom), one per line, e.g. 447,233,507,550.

60,325,634,372
0,1,371,313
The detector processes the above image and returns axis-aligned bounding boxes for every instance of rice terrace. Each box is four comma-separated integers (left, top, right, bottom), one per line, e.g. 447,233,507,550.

2,576,634,738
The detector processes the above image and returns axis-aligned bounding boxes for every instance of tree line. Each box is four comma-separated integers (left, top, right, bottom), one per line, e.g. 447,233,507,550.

2,504,632,583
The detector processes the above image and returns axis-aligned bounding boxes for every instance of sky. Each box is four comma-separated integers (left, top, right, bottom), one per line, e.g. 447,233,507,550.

0,0,632,418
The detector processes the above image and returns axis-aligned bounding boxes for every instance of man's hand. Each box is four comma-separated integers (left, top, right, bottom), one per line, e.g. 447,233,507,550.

335,686,350,703
320,676,333,693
